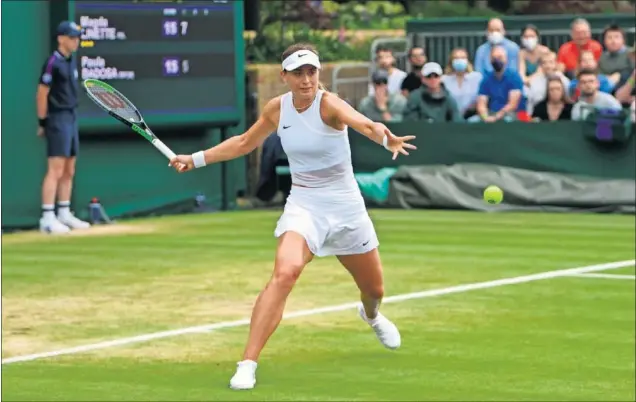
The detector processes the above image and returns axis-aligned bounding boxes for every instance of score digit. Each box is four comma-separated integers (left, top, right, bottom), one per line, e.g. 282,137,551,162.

180,21,188,35
163,20,178,36
182,60,190,74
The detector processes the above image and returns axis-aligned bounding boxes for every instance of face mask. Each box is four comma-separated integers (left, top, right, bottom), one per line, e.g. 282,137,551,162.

452,58,468,72
522,37,538,50
488,31,504,45
491,59,505,72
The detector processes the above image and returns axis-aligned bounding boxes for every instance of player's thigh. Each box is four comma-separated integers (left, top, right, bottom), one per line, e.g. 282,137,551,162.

272,231,314,285
337,248,384,299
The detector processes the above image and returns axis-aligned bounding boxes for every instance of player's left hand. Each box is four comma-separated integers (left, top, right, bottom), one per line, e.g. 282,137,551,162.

378,125,417,160
169,155,194,173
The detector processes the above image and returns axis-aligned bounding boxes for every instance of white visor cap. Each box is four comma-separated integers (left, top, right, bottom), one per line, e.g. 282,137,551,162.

282,50,321,71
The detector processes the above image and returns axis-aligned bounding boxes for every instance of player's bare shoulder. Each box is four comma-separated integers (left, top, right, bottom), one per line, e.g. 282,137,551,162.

262,95,282,127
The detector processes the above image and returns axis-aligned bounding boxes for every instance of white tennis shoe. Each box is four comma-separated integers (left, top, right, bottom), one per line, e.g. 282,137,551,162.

358,304,401,350
58,213,91,230
229,360,257,390
39,217,71,234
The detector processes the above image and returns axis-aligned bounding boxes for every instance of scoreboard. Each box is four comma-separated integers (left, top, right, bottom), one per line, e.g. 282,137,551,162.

69,0,243,130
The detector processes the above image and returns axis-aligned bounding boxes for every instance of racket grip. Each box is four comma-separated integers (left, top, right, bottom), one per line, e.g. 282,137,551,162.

152,139,177,160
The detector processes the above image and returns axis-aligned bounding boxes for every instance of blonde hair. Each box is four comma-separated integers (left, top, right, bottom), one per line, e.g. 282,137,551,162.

281,42,327,91
444,48,474,74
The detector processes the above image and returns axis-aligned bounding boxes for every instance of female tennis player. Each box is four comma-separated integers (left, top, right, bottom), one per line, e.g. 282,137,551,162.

169,43,416,390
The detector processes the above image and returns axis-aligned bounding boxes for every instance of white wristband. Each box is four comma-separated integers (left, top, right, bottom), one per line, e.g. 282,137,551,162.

382,135,390,151
192,151,206,168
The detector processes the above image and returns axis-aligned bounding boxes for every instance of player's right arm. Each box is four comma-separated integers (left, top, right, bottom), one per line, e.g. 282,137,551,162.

36,58,54,136
170,97,280,172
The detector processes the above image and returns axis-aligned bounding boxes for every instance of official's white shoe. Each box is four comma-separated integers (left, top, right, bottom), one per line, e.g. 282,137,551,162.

39,217,71,234
58,214,91,230
229,360,257,390
358,304,401,350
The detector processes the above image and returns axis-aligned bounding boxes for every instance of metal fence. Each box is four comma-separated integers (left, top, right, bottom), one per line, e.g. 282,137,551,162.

411,27,636,67
331,62,372,109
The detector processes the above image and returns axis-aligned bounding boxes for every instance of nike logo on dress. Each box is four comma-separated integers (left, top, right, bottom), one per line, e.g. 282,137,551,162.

283,125,291,129
362,240,370,246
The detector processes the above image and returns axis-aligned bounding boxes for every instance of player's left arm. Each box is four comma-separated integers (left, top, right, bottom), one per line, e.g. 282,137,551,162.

323,92,416,158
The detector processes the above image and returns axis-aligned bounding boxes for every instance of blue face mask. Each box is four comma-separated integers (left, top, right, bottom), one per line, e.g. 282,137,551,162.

452,58,468,72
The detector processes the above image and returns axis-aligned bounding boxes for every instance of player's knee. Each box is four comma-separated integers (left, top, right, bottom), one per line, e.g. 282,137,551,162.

366,284,384,301
63,164,76,178
47,165,65,180
272,260,304,289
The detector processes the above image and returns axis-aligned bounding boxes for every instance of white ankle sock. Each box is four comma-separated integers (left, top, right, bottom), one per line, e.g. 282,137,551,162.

42,204,55,220
57,201,71,218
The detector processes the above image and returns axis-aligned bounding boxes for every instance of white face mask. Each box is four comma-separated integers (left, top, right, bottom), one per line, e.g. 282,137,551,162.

522,37,538,50
488,31,504,45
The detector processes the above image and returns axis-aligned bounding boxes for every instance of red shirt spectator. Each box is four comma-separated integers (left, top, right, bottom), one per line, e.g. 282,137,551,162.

557,18,603,76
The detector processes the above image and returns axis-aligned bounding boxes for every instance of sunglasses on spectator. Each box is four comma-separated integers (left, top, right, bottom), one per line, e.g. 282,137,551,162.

425,73,440,78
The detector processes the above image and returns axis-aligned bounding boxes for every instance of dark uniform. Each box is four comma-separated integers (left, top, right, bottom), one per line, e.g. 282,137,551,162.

39,21,81,158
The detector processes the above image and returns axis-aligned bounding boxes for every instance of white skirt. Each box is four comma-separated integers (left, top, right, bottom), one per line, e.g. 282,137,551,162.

274,185,379,257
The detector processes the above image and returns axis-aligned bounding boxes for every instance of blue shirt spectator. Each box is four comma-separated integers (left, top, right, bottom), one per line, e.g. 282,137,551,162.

478,69,524,113
474,18,520,75
569,75,615,97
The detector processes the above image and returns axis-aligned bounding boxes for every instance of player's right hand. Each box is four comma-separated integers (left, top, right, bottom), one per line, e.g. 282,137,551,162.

169,155,194,173
37,127,45,137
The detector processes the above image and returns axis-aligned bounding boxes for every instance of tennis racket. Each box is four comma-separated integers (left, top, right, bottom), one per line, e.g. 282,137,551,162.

82,79,177,161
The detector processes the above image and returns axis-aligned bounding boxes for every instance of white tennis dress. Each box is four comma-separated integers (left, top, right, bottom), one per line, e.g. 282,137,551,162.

273,89,379,257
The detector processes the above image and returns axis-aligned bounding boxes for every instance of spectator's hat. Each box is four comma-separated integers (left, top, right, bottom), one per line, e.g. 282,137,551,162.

371,69,389,84
421,62,443,77
57,21,82,37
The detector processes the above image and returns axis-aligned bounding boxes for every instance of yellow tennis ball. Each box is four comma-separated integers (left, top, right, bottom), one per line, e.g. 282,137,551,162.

483,185,503,204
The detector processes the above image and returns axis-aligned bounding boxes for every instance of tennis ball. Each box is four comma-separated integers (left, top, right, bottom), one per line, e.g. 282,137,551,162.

483,185,504,204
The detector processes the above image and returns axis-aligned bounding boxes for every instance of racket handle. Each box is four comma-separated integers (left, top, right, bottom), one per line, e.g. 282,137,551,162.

152,139,177,160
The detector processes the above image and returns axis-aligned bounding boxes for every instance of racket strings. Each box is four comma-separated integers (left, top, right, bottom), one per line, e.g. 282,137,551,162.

88,85,141,122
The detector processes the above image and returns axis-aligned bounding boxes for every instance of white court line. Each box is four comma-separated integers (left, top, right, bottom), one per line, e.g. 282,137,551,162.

2,259,634,366
567,273,636,280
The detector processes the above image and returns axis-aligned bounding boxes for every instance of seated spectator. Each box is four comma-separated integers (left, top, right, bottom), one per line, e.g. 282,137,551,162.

612,44,636,100
369,46,407,96
518,24,550,86
614,68,635,120
557,18,603,79
358,70,407,122
571,69,623,121
569,50,618,100
400,46,427,96
470,46,524,123
441,47,483,119
404,62,463,122
527,52,570,114
599,25,634,76
474,18,520,75
531,76,573,121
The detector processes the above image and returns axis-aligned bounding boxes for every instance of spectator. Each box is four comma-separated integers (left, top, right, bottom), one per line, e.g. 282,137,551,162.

569,50,618,100
518,24,550,86
571,69,623,121
557,18,603,78
614,68,635,120
369,46,407,96
441,47,483,119
527,52,570,114
474,18,520,75
400,46,427,96
612,44,636,100
471,46,524,123
358,70,407,122
404,62,463,122
599,25,633,76
531,76,573,121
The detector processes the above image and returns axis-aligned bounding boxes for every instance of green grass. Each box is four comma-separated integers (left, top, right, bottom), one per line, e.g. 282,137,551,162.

2,209,635,401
